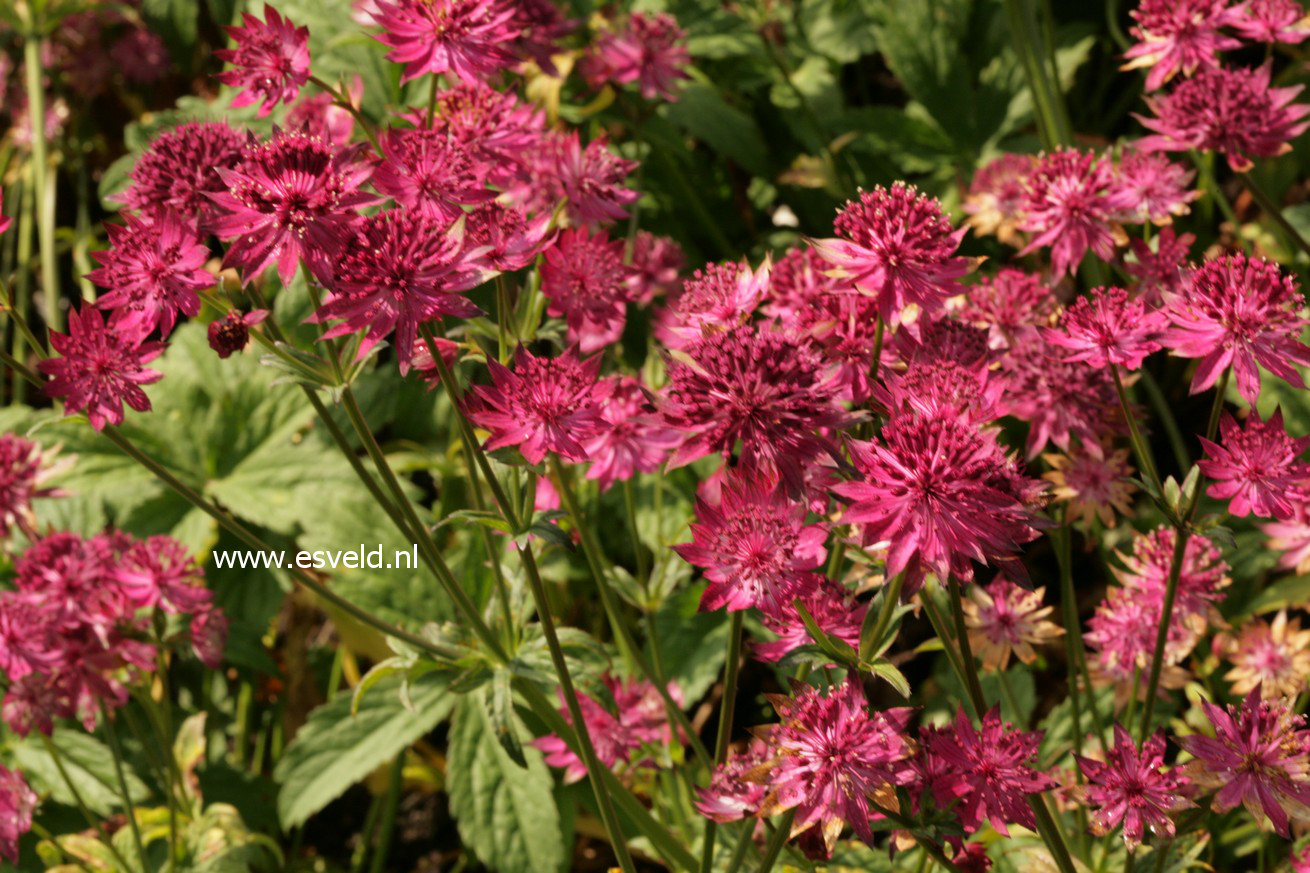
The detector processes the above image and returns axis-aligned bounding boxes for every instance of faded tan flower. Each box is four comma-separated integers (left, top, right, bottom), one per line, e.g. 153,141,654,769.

962,578,1065,671
1218,610,1310,699
1043,446,1137,528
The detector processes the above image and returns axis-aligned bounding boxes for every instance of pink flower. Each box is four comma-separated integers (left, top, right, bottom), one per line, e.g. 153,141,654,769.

532,674,680,783
541,227,633,353
1161,254,1310,406
755,575,866,662
583,12,690,101
207,309,269,359
1234,0,1310,43
963,153,1036,246
372,127,495,223
190,606,228,670
285,77,362,147
1136,64,1310,172
208,129,379,285
998,334,1124,458
114,535,212,614
0,436,64,540
812,183,974,330
673,470,826,613
1262,498,1310,574
1126,226,1195,304
793,291,884,404
38,306,165,431
1114,527,1229,630
627,231,684,304
837,411,1047,593
762,245,845,326
962,578,1064,671
696,739,770,822
661,257,769,348
892,316,992,374
0,593,62,682
547,132,641,227
88,212,213,340
1178,689,1310,836
0,764,36,864
314,210,489,372
464,202,553,273
113,122,247,223
1075,726,1194,849
370,0,518,84
1199,410,1310,520
1111,149,1198,224
660,325,848,494
583,377,680,492
215,6,311,117
1019,149,1127,278
0,191,10,237
961,268,1057,349
920,706,1055,836
431,84,545,187
465,346,604,464
753,680,916,855
1045,286,1167,370
1122,0,1243,91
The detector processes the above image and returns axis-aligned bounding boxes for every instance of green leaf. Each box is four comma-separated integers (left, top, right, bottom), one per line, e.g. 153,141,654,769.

141,0,200,68
649,583,729,703
274,672,454,828
662,83,771,178
446,693,566,873
14,729,150,817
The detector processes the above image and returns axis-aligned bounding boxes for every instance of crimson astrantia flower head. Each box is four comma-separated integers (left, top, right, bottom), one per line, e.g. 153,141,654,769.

1136,64,1310,172
547,132,641,227
1179,689,1310,836
88,212,212,340
812,183,974,331
1075,726,1194,849
286,77,361,147
431,84,545,186
754,575,866,663
541,227,633,354
875,359,1004,426
0,764,36,864
583,12,690,101
963,153,1035,247
1045,286,1167,370
371,0,518,84
1116,526,1229,624
38,306,165,431
1127,226,1195,304
627,231,685,304
660,325,848,494
583,376,680,492
1198,410,1310,520
1234,0,1310,44
962,578,1064,671
1122,0,1242,91
998,335,1123,459
1263,497,1310,574
962,268,1057,349
114,535,212,614
892,316,992,374
114,122,247,223
208,129,379,285
1161,253,1310,406
0,593,62,682
673,470,826,613
208,308,269,359
314,210,489,372
0,435,65,541
1111,149,1199,225
464,202,553,274
920,706,1055,836
661,257,769,348
465,345,604,464
532,674,681,783
762,245,846,327
373,127,495,223
752,679,916,855
1019,148,1128,278
696,739,770,822
215,6,311,117
791,290,884,405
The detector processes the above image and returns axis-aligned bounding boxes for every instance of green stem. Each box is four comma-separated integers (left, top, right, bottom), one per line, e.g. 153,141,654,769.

1052,521,1085,757
947,576,987,716
367,753,405,873
920,586,979,721
720,821,755,873
23,29,61,333
29,821,96,873
308,75,381,154
1242,172,1310,265
12,170,34,401
622,477,649,585
41,735,136,873
98,704,147,871
1111,365,1165,500
1138,368,1191,473
865,571,905,658
1190,152,1240,228
754,810,796,873
698,611,744,873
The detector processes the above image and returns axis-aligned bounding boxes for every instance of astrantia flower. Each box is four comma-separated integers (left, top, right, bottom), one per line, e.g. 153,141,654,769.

673,470,826,613
370,0,518,84
661,257,769,348
752,680,916,855
432,84,544,186
1116,527,1229,623
1075,726,1194,849
114,535,212,614
627,231,685,304
660,325,847,493
1234,0,1310,44
314,210,489,370
812,183,974,330
794,290,884,404
875,358,1002,425
1019,149,1127,278
963,153,1035,247
464,202,553,273
962,268,1057,349
1111,149,1199,225
763,245,845,326
835,414,1047,594
372,127,494,223
755,575,865,662
1218,610,1310,698
962,578,1064,671
1127,226,1195,304
547,132,641,227
207,309,269,359
1161,254,1310,406
0,436,65,540
0,764,36,864
465,346,604,464
208,129,379,285
1179,689,1310,836
1122,0,1243,91
998,335,1124,459
920,706,1055,835
583,12,690,101
892,315,992,374
88,212,213,339
541,227,633,353
1198,410,1310,520
1136,64,1310,172
114,122,247,223
38,306,165,431
1043,445,1138,528
583,376,680,492
696,739,770,822
286,77,361,147
532,674,680,783
215,6,311,117
1263,500,1310,574
1045,286,1167,370
0,193,8,237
